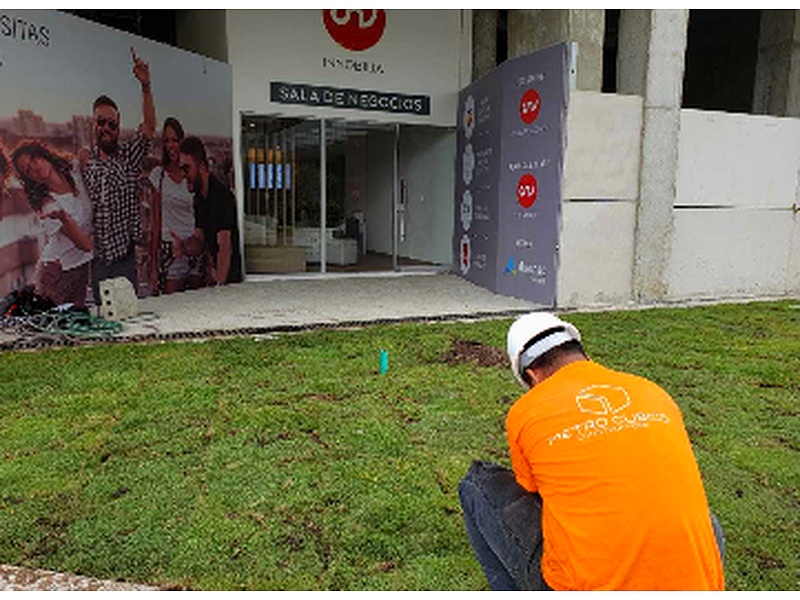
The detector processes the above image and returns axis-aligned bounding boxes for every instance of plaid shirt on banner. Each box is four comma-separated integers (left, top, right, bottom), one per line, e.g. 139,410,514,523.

84,130,151,264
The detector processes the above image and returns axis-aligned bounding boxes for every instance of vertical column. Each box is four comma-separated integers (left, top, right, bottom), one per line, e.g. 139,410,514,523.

753,10,800,117
619,9,689,302
507,9,604,91
472,9,498,82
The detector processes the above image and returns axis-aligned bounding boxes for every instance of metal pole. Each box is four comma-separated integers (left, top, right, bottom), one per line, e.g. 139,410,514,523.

291,127,296,242
265,133,271,224
281,129,288,247
392,123,399,271
320,119,327,273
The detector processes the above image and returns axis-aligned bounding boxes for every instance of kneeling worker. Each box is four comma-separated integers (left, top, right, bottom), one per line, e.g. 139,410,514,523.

458,312,725,590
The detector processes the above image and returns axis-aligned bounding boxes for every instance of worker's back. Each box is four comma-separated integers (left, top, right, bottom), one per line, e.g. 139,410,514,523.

506,360,725,590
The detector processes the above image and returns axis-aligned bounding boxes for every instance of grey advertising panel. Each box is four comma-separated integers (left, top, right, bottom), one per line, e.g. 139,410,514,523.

453,43,567,305
495,44,568,305
454,68,503,291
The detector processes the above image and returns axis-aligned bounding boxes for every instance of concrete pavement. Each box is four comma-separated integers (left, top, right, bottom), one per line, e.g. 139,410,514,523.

1,272,544,349
128,272,542,335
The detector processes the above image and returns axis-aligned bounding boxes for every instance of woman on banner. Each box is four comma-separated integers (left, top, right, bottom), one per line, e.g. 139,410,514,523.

11,141,94,308
148,117,203,294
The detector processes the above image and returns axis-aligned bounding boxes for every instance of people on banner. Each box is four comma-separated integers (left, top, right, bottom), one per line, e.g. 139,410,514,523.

175,136,242,287
147,117,205,295
1,45,239,305
82,47,156,304
10,142,94,308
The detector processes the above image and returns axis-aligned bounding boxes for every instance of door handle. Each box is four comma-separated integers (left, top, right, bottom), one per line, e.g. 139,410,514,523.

398,180,407,242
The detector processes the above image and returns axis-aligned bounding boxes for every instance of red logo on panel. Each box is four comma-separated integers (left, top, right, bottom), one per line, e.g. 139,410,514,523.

323,10,387,51
517,173,538,208
519,89,541,124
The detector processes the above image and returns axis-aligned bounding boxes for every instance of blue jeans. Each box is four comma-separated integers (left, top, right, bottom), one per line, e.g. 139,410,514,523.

458,461,550,590
458,461,726,591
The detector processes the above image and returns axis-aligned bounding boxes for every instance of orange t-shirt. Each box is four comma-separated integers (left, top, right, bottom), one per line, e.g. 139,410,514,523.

506,360,725,590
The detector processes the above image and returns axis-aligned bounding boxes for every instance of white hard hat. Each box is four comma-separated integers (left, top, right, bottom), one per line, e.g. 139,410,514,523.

507,312,581,388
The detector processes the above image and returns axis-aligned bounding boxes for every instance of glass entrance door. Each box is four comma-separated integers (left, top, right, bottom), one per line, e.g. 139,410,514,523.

242,116,453,276
394,124,455,271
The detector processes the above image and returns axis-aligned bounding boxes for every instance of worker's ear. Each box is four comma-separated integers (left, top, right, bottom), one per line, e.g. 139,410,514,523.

524,366,542,388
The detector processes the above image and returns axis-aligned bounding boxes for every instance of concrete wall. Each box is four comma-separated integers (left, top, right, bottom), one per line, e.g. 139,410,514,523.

753,10,800,118
666,109,800,299
556,95,800,306
508,10,604,92
557,91,643,307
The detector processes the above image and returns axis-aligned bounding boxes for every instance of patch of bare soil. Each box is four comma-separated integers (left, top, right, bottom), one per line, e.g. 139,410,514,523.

744,548,786,571
442,339,507,368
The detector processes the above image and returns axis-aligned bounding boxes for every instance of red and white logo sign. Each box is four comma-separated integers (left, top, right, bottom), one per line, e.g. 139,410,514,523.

323,10,387,52
516,173,538,209
519,88,541,125
460,234,471,275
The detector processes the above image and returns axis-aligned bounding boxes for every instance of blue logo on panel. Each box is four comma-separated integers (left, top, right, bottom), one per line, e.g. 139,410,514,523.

504,256,517,275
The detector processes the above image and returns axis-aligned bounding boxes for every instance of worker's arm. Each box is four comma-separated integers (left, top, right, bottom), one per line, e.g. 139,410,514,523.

507,425,538,493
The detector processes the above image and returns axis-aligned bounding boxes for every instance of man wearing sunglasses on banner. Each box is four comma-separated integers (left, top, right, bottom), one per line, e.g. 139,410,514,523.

84,47,156,304
173,136,242,288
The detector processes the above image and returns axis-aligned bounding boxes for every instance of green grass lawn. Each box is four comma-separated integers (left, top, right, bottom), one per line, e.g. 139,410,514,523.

0,300,797,590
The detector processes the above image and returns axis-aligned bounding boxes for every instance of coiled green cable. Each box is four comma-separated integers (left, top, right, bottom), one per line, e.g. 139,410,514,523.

23,309,122,338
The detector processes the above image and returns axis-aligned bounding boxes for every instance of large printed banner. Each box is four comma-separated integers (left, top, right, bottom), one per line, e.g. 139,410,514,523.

0,9,237,305
454,44,568,305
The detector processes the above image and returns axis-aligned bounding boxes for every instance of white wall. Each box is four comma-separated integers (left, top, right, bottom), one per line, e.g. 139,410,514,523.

667,110,800,299
556,91,644,307
226,10,463,127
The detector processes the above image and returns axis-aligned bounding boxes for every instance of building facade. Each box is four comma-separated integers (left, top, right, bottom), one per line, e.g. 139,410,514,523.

171,9,799,307
4,10,797,308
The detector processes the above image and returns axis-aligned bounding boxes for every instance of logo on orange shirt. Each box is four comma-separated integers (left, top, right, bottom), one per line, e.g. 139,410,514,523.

546,385,671,446
576,385,631,415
